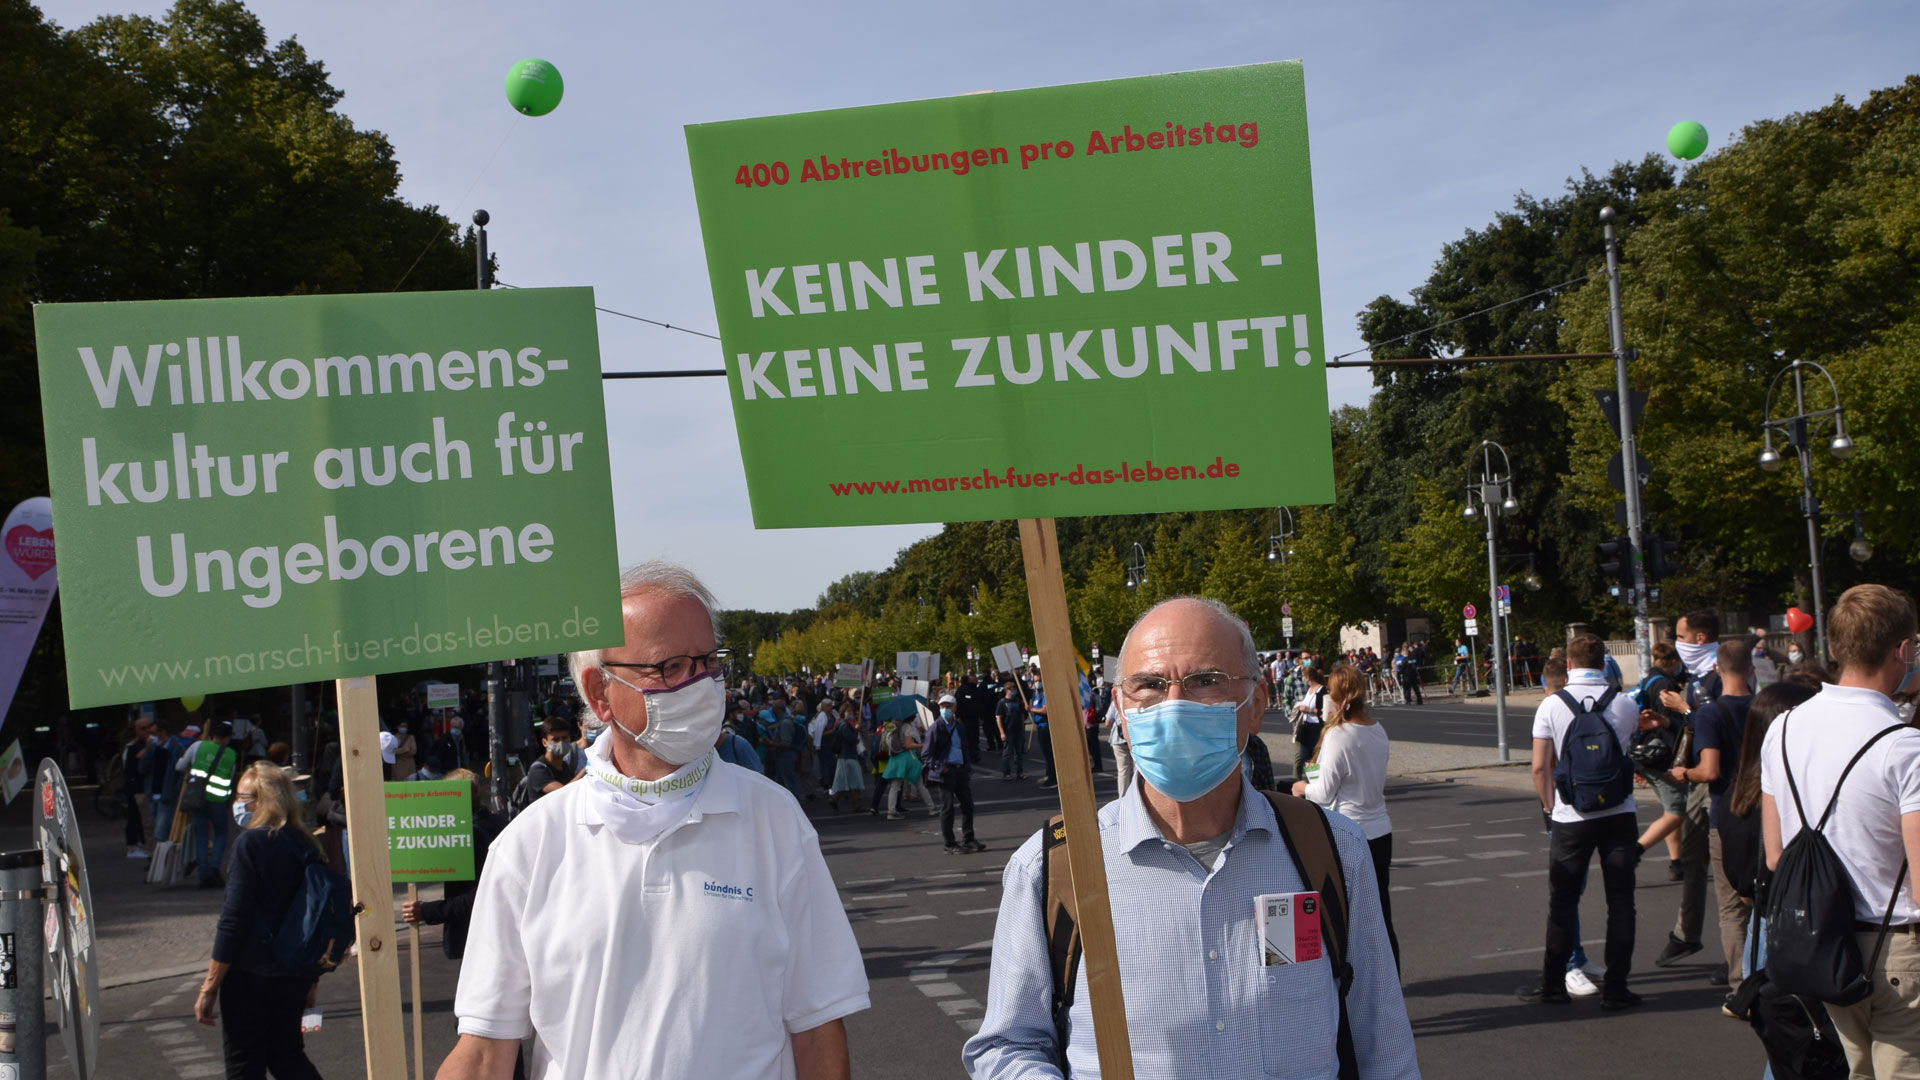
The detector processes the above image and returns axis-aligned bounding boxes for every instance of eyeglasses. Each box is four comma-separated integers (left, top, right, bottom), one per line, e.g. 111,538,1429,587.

1118,670,1257,707
602,649,731,686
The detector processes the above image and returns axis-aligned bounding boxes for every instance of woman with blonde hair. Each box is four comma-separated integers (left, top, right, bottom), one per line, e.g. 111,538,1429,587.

1293,662,1399,965
194,761,325,1078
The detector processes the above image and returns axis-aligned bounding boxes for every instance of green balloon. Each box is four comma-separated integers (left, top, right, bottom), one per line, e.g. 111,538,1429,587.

505,58,564,117
1667,120,1709,160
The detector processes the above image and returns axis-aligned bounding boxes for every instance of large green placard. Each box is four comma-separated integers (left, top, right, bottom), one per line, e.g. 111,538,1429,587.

33,287,622,707
686,62,1334,529
385,780,476,882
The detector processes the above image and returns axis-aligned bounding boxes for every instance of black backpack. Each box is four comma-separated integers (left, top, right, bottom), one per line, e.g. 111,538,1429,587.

1552,688,1631,813
255,842,358,979
1764,713,1910,1005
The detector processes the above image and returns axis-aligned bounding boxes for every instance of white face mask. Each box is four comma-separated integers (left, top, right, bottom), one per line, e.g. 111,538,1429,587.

602,669,726,766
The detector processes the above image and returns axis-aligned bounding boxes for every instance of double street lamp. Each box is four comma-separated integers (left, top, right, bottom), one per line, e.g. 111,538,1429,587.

1266,506,1296,566
1759,359,1853,660
1124,542,1148,590
1461,440,1518,762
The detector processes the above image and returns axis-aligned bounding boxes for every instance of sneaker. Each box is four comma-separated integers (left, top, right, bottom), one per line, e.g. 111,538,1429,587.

1707,968,1730,987
1037,780,1057,789
1654,934,1704,968
884,812,905,820
1578,959,1606,979
1721,1002,1740,1019
943,844,967,855
1516,982,1571,1005
1600,991,1645,1013
127,847,150,859
963,840,989,853
1564,969,1601,997
1668,859,1686,882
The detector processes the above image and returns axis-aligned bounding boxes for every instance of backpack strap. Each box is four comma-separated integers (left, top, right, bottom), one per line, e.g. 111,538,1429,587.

1040,814,1079,1061
1813,722,1910,832
1263,791,1358,1080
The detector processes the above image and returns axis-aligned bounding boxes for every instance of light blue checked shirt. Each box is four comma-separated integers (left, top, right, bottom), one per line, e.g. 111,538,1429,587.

963,776,1418,1079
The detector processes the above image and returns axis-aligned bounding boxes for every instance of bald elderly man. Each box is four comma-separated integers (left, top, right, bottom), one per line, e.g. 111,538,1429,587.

965,596,1417,1079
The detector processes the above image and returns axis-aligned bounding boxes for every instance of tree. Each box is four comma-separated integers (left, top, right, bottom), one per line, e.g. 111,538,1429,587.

2,0,478,723
1200,520,1282,643
1383,478,1487,639
1276,506,1367,651
1070,547,1144,659
1552,78,1920,615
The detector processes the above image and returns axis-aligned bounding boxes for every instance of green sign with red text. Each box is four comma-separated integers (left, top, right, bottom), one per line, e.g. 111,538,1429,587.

385,780,475,882
686,62,1334,528
33,287,622,708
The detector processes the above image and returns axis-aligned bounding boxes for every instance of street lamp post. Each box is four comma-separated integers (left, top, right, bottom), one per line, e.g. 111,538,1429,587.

1759,359,1853,661
1125,542,1148,591
1462,440,1519,762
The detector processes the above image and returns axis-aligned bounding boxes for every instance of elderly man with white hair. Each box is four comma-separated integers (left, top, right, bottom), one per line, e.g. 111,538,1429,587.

965,596,1417,1079
437,561,868,1080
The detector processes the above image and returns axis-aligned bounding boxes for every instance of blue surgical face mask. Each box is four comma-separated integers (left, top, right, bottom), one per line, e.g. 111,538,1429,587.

940,707,955,720
1122,697,1246,802
232,801,254,828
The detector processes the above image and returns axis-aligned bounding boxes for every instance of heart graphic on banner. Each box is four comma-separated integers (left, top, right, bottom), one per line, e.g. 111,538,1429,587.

4,526,55,580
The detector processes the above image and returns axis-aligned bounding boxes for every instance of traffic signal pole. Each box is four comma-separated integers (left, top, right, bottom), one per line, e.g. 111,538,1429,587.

1601,207,1652,679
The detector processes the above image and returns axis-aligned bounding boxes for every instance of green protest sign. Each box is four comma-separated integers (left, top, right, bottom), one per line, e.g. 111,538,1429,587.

33,287,623,708
384,780,475,882
686,62,1333,529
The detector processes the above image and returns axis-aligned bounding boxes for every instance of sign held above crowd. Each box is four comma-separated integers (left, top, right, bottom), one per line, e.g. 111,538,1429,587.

32,287,624,707
686,62,1334,530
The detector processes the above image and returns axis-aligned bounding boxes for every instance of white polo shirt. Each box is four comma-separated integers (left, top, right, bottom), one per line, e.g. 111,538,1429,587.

455,758,869,1079
1531,670,1639,823
1761,684,1920,923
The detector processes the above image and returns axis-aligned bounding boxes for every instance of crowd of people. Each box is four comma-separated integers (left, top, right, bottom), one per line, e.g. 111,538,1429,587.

141,559,1920,1080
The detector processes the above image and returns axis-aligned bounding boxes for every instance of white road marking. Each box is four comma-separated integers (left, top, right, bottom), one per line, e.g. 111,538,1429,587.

1467,850,1530,860
960,907,999,916
176,1066,225,1079
1389,885,1414,892
1502,869,1549,878
939,998,984,1016
844,877,895,886
1427,823,1470,830
153,1031,197,1046
877,914,937,924
1486,816,1531,823
1408,838,1458,845
849,892,908,901
1474,833,1525,839
1427,877,1488,887
928,887,986,896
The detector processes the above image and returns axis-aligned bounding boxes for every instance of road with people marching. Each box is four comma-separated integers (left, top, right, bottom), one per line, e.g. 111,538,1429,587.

63,701,1760,1080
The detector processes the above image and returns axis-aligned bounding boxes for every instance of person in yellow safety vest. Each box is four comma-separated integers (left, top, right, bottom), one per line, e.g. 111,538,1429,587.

175,720,238,889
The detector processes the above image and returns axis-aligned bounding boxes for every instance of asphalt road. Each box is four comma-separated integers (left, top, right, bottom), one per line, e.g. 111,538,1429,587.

75,741,1767,1080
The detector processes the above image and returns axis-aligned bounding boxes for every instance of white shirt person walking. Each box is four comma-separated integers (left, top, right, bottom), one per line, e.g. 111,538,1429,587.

437,562,868,1080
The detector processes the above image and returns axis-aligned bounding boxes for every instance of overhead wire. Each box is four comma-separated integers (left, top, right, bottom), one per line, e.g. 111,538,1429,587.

1329,269,1604,362
390,117,522,291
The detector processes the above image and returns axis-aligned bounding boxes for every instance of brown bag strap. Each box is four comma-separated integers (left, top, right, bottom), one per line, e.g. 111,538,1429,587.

1040,814,1079,1060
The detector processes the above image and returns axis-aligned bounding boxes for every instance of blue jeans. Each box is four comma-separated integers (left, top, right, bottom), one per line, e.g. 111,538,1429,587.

195,804,230,883
1001,726,1025,777
152,796,176,844
816,746,835,791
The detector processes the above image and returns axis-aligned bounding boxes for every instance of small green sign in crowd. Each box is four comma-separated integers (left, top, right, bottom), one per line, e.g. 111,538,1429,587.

385,780,476,883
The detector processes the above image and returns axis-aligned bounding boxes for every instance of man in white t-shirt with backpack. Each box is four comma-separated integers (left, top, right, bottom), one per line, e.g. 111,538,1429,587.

1762,584,1920,1074
1525,633,1644,1011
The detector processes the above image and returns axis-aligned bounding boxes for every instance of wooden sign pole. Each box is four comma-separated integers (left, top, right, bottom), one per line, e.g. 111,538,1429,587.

1018,518,1135,1078
337,675,408,1079
407,884,424,1080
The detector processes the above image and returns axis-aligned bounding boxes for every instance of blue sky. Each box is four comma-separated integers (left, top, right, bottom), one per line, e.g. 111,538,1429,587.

43,0,1920,610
